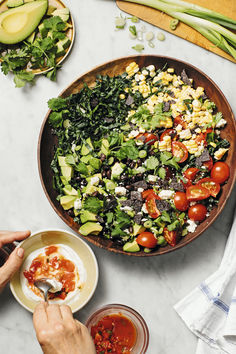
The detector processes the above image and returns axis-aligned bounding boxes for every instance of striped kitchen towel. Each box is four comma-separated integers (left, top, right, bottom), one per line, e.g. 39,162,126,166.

174,211,236,354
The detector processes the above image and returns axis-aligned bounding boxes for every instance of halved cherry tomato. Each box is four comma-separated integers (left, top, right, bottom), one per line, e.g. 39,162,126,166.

202,156,213,171
211,161,230,184
188,204,207,222
136,133,158,145
184,168,200,181
197,178,220,198
137,232,157,248
163,228,178,247
145,194,161,218
160,129,177,141
142,189,157,200
186,185,210,201
174,192,189,211
172,141,188,163
174,115,187,129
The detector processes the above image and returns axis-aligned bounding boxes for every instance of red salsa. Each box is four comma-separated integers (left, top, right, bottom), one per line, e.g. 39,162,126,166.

23,245,77,300
91,314,137,354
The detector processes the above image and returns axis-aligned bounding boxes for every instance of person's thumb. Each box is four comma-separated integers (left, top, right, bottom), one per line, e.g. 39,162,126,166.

0,247,24,289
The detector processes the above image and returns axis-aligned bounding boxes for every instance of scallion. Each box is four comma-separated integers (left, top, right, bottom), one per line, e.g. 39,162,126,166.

123,0,236,60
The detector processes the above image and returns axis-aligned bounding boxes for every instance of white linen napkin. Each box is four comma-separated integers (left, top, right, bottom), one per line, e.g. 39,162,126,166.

174,210,236,354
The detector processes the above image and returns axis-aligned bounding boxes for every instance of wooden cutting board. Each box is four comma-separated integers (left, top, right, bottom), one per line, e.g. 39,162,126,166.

116,0,236,63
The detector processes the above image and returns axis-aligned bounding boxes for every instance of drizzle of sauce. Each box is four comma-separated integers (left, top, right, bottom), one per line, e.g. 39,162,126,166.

91,314,137,354
23,245,77,300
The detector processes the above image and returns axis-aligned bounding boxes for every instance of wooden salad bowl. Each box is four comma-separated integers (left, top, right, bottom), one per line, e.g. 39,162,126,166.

38,55,236,256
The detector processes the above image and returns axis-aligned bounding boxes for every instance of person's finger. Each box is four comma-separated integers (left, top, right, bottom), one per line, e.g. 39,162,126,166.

60,304,73,321
0,247,25,287
33,302,48,331
0,230,31,248
46,304,63,323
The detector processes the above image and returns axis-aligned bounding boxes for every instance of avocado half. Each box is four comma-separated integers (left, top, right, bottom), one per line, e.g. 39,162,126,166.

0,0,48,44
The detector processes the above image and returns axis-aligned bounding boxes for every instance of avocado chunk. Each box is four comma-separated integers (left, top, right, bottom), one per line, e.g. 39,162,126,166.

111,162,125,180
103,178,116,192
61,166,73,180
132,223,146,236
58,156,69,167
56,41,66,57
80,155,92,164
60,195,76,210
7,0,24,8
79,222,102,236
0,0,48,44
26,30,35,43
89,157,101,170
52,7,69,22
123,240,140,252
47,4,56,15
80,210,97,224
99,139,109,157
81,138,93,156
62,184,78,196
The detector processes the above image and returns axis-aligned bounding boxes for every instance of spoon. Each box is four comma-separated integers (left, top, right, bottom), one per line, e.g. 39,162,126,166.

34,278,53,302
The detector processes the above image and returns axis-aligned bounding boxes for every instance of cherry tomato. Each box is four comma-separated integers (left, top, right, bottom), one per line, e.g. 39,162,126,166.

174,115,187,129
163,228,178,247
186,185,210,201
174,192,189,211
195,133,207,146
202,156,213,171
145,194,161,218
184,168,200,181
142,189,157,200
160,129,177,141
136,132,158,145
197,178,220,198
137,232,157,248
211,161,230,184
188,204,207,222
172,141,188,163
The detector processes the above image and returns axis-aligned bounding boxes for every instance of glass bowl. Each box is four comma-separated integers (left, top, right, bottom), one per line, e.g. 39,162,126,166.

85,303,149,353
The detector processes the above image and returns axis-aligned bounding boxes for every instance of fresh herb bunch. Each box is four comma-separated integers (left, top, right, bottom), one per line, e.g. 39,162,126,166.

0,14,71,87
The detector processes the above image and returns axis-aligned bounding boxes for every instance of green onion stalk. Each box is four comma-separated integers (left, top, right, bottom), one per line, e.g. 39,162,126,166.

122,0,236,60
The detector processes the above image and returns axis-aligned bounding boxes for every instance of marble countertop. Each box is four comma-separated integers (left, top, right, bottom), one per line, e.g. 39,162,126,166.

0,0,235,353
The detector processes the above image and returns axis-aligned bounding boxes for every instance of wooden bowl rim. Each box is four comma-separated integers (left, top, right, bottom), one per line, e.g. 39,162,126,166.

38,54,236,257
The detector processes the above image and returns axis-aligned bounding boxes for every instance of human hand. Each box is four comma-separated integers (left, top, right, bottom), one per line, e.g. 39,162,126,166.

33,302,96,354
0,230,31,292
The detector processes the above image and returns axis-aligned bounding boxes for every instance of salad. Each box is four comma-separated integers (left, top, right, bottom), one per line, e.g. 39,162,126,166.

48,61,230,253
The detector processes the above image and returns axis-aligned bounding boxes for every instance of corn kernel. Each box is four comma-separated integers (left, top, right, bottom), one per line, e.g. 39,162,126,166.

119,94,125,99
214,148,229,160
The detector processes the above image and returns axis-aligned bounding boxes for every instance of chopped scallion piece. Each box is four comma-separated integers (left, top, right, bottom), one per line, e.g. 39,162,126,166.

132,43,145,52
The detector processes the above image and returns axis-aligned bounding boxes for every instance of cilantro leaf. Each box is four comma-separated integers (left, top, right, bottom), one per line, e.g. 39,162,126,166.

160,151,180,170
83,197,103,214
43,16,66,32
146,156,159,170
13,71,35,88
48,97,68,111
48,111,63,127
116,140,139,160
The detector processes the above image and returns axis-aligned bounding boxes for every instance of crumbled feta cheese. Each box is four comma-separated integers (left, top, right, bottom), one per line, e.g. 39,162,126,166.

158,190,175,199
115,187,127,196
128,130,139,139
187,219,197,233
192,99,201,109
139,126,146,133
142,69,149,76
214,148,229,160
141,204,148,213
123,206,133,212
71,143,76,153
138,188,144,192
147,175,158,183
175,124,183,133
90,176,100,186
216,118,227,128
74,199,82,210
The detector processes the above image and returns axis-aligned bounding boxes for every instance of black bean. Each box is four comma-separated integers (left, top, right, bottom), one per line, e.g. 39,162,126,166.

102,171,107,178
129,226,133,233
100,153,106,161
136,159,142,166
126,185,132,190
106,170,111,179
68,210,74,217
130,162,136,169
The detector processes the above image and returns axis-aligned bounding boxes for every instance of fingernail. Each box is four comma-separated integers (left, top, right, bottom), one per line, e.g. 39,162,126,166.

17,248,24,258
